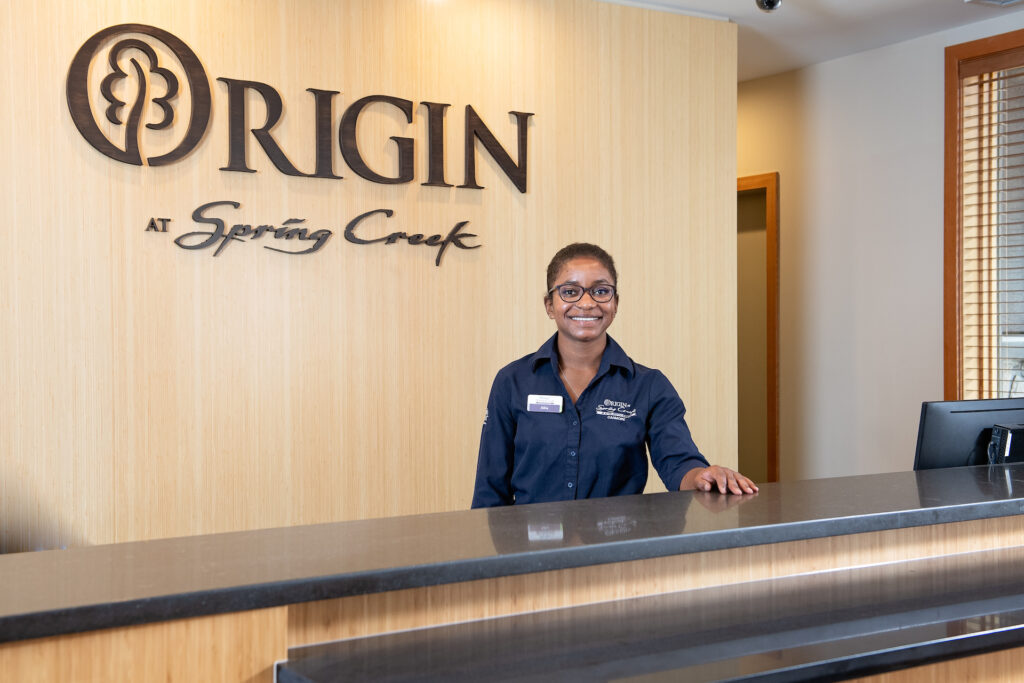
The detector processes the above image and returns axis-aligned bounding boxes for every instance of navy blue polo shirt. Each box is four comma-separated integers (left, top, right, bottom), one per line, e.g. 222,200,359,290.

471,334,709,507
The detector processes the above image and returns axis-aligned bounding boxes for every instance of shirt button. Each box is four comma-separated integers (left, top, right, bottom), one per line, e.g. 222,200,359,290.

570,451,576,457
572,421,578,426
567,482,574,488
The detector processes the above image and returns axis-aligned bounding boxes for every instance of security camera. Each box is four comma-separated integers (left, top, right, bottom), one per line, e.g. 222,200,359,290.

755,0,781,11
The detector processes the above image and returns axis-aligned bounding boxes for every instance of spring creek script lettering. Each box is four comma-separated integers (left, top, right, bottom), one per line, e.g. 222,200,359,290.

173,200,480,265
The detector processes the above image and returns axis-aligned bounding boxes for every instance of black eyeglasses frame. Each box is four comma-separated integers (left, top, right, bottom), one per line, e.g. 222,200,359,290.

547,283,618,303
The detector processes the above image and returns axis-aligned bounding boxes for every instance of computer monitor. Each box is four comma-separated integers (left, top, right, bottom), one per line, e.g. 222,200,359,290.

914,398,1024,470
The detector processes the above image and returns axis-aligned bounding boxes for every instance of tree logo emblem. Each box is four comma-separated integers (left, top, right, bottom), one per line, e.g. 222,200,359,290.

66,24,211,166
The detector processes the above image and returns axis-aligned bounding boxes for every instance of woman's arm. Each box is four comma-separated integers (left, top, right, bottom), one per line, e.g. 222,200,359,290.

470,373,517,507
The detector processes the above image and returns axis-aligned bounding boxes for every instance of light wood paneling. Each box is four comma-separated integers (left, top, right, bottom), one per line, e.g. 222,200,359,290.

858,646,1024,682
0,0,737,549
287,514,1024,647
0,607,287,682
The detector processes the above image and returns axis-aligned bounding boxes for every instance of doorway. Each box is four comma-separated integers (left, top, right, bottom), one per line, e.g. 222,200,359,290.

737,173,779,482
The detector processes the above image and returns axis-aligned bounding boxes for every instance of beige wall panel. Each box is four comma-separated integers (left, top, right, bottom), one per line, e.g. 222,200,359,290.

0,0,737,549
0,606,287,682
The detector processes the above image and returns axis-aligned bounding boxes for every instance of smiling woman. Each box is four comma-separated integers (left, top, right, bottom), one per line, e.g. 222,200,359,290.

471,243,758,507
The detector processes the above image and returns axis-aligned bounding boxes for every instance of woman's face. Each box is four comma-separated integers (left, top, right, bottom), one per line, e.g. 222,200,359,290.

545,257,618,344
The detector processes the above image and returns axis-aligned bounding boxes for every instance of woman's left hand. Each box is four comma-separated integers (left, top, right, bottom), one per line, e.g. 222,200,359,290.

680,466,758,495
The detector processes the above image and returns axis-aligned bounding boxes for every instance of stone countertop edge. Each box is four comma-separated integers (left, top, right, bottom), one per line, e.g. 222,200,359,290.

2,494,1023,645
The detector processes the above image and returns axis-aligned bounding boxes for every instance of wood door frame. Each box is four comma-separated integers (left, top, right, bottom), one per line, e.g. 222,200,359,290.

738,172,780,482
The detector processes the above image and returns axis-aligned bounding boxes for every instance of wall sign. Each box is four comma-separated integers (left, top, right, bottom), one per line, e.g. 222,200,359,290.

66,23,534,265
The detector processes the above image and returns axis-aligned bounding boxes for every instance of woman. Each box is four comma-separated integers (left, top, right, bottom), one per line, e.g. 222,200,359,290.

471,243,757,507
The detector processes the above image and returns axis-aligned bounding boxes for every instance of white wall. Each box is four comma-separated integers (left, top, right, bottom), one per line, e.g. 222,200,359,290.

738,13,1024,480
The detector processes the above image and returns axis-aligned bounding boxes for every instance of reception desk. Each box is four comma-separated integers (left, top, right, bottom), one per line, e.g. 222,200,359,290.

4,466,1024,680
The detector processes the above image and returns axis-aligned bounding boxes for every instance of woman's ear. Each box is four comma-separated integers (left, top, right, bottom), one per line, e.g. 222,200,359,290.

544,295,554,319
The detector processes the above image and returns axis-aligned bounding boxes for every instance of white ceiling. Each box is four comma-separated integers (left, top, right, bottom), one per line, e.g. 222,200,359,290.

610,0,1024,81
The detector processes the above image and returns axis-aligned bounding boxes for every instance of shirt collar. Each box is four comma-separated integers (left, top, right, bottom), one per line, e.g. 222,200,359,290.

530,333,635,378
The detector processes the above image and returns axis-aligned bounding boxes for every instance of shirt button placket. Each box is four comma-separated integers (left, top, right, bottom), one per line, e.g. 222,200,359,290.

566,403,581,498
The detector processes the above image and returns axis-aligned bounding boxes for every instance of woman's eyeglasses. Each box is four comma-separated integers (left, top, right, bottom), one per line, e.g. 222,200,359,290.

548,283,617,303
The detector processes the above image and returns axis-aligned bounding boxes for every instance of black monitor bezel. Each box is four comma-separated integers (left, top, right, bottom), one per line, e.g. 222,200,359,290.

914,397,1024,470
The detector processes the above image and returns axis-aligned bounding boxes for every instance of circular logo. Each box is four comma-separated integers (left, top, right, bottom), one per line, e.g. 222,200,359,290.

66,24,211,166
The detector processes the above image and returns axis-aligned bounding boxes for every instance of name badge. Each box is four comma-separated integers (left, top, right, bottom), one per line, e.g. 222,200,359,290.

527,394,563,413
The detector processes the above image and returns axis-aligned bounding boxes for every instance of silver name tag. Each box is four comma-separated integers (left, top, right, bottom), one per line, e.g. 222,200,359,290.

527,394,563,413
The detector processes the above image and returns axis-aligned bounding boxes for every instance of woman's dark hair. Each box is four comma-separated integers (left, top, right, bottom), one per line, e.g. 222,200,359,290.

545,243,618,295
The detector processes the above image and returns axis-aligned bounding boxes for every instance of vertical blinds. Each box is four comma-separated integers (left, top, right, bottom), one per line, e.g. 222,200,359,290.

960,47,1024,399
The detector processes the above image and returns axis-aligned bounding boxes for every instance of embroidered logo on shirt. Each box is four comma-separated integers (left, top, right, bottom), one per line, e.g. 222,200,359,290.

596,399,636,421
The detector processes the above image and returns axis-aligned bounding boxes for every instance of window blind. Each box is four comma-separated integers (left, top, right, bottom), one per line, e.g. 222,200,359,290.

959,47,1024,398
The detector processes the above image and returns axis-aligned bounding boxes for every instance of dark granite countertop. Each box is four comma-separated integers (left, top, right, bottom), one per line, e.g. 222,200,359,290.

2,465,1024,644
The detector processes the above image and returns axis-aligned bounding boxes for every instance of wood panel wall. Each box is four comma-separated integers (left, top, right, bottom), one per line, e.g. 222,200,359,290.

0,0,737,550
